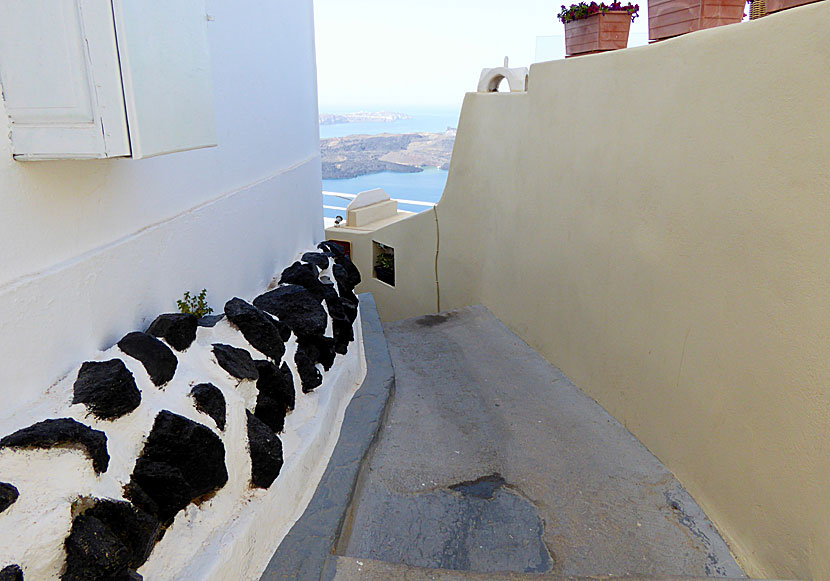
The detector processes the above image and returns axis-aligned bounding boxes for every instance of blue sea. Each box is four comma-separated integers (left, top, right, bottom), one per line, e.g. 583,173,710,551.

323,168,449,218
321,109,458,220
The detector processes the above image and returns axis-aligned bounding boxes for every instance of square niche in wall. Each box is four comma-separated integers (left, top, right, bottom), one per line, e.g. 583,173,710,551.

372,241,395,287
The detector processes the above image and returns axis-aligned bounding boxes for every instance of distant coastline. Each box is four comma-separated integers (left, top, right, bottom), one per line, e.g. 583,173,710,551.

321,130,455,179
319,111,412,126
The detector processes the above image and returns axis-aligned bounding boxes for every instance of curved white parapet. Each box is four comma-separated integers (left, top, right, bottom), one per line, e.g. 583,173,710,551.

346,188,391,212
343,188,399,228
477,57,529,93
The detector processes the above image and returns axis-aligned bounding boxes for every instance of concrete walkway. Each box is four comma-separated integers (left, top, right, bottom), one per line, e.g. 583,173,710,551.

335,306,744,579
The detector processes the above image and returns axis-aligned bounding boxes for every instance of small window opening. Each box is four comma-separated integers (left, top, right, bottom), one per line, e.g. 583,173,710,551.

373,241,395,287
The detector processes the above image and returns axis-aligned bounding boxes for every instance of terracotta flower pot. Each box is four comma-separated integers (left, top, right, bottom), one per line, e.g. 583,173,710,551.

648,0,746,41
564,12,633,57
765,0,820,13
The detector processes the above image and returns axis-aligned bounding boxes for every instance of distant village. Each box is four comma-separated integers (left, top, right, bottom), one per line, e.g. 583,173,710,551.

319,111,412,125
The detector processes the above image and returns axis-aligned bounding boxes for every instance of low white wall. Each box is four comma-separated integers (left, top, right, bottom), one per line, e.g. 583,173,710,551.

0,251,366,579
0,0,323,416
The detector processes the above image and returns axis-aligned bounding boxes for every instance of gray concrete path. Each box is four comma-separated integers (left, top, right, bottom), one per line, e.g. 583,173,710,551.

333,556,750,581
262,294,395,580
336,306,744,579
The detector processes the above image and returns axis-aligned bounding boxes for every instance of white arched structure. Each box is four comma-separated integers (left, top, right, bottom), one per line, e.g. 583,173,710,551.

477,57,529,93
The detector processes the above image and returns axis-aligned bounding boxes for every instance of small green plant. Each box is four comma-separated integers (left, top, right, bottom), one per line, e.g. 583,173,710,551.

177,289,213,318
374,244,396,286
376,252,395,271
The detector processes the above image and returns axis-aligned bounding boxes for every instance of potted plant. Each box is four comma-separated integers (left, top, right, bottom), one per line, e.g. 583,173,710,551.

374,249,395,286
558,2,640,57
764,0,820,14
648,0,746,41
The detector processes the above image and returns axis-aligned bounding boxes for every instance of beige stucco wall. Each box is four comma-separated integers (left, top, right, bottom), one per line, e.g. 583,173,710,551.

359,3,830,578
327,210,439,321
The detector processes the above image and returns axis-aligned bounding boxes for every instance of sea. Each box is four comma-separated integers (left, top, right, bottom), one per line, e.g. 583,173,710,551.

321,109,460,220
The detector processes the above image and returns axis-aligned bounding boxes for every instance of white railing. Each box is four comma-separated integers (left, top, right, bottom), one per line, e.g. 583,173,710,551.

323,190,435,216
323,191,436,228
324,191,436,208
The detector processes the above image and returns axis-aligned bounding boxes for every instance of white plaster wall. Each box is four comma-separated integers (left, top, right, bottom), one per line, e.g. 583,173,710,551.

0,0,323,417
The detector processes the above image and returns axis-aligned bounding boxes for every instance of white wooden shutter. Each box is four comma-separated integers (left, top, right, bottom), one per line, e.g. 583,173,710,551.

0,0,131,160
0,0,216,161
112,0,217,159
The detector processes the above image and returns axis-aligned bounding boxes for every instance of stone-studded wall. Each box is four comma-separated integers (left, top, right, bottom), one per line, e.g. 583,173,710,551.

0,242,364,580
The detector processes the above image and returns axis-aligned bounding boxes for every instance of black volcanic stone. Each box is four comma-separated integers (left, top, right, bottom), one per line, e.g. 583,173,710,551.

280,363,295,403
333,264,359,307
63,514,132,581
247,411,283,489
0,482,19,513
295,348,322,393
118,332,178,387
126,411,228,525
342,297,359,325
212,344,258,381
298,335,336,371
146,313,198,351
323,284,354,354
224,298,286,362
340,258,361,290
0,565,22,581
83,499,160,571
254,394,287,434
189,383,226,430
123,484,158,522
279,262,326,301
323,283,346,320
323,245,360,289
73,360,141,420
302,252,331,271
333,319,355,355
253,362,289,433
317,241,345,258
198,314,225,328
0,418,109,474
274,319,292,342
253,285,328,339
255,360,294,411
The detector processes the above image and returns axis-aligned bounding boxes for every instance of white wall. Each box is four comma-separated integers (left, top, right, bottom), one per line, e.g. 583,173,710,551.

0,0,323,416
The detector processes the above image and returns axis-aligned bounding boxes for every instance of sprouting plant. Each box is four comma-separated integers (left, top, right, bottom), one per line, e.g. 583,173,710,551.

177,289,213,318
376,252,395,271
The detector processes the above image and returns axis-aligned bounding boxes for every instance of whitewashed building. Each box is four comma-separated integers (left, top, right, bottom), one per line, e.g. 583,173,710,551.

0,1,323,410
0,2,364,579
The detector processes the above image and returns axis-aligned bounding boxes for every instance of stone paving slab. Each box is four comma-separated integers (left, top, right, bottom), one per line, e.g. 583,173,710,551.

338,306,745,578
261,294,394,580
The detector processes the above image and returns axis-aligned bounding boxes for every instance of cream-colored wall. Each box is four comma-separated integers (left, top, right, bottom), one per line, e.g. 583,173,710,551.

326,209,439,321
0,0,323,415
366,3,830,578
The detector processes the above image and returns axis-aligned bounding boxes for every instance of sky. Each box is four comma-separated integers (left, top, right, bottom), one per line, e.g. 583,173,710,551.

314,0,650,113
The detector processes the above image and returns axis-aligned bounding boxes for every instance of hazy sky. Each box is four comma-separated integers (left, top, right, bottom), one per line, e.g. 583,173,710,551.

314,0,649,112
